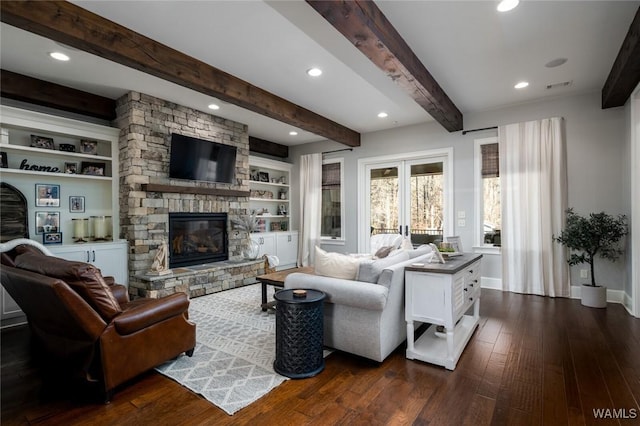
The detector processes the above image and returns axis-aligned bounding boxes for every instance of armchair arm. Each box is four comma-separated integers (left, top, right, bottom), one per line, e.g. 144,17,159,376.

103,276,129,304
284,273,388,311
113,293,189,335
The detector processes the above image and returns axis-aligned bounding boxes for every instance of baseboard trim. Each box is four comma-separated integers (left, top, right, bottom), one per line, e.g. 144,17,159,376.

481,277,502,290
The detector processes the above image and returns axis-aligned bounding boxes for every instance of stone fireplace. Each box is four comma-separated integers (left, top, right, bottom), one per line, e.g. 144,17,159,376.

169,212,228,268
114,92,263,298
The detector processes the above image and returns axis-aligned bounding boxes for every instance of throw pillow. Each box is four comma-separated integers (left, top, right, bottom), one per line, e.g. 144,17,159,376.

374,245,394,259
356,250,410,284
315,246,360,280
15,251,122,321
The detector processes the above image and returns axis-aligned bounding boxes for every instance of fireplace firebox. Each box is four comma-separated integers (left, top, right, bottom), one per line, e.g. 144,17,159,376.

168,213,228,268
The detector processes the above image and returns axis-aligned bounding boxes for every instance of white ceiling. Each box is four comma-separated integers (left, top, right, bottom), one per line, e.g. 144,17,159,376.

1,1,638,146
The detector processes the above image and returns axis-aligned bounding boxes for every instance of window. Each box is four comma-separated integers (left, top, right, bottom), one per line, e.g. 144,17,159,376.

475,138,501,248
321,159,344,240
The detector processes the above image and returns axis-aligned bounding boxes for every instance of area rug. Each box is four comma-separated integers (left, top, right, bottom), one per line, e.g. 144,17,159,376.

155,283,287,415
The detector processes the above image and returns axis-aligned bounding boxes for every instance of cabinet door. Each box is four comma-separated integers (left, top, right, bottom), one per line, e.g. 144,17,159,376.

276,232,298,268
49,245,93,263
92,243,128,284
252,234,277,258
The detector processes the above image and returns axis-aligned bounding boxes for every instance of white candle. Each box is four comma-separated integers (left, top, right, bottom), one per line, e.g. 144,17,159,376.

92,216,107,239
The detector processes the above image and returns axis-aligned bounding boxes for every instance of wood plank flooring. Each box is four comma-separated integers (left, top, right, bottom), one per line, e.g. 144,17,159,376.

2,289,639,425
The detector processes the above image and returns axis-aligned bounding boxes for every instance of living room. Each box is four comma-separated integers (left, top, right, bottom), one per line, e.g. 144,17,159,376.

1,1,639,424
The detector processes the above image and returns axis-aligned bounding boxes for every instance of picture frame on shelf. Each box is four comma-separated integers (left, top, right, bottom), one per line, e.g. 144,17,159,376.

80,139,98,155
35,211,60,234
64,161,78,174
0,151,7,168
445,236,463,253
30,134,55,150
270,222,281,231
81,161,106,176
69,196,85,213
250,169,260,181
35,183,60,207
43,231,63,245
258,171,269,182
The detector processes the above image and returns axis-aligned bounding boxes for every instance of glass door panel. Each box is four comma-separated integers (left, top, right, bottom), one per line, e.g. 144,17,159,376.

407,161,444,246
369,166,400,235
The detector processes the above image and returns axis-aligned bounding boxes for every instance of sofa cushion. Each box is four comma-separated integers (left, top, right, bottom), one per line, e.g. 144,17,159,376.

408,244,434,259
14,251,122,321
315,246,360,280
356,250,410,284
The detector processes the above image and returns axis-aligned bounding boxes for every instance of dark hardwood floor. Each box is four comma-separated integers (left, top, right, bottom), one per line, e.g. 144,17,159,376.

2,289,639,425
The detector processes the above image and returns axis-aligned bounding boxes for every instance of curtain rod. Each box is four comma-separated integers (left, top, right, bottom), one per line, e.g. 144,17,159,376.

322,148,353,155
462,126,498,135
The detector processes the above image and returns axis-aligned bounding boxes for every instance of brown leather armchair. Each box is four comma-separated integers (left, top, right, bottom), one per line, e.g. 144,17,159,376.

1,239,196,401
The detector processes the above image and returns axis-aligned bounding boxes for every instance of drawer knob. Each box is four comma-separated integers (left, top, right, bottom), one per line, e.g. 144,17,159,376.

469,283,474,287
469,297,474,302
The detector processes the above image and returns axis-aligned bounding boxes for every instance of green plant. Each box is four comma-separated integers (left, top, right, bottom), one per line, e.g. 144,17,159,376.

554,208,628,287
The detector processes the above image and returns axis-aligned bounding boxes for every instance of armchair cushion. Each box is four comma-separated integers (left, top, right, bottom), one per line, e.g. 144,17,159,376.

14,251,122,321
115,293,190,335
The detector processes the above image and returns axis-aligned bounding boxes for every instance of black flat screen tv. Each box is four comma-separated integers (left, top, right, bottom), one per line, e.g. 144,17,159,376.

169,133,237,184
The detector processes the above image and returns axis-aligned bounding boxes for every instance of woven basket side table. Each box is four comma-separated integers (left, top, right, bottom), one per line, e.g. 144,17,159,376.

273,289,325,379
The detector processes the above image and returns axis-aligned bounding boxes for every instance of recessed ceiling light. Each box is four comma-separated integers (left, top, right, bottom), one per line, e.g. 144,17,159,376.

49,52,70,61
377,112,388,118
289,131,298,136
307,68,322,77
208,103,220,110
545,58,568,68
497,0,519,12
514,81,529,89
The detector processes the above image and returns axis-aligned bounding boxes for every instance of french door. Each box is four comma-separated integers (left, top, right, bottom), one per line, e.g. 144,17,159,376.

358,149,453,253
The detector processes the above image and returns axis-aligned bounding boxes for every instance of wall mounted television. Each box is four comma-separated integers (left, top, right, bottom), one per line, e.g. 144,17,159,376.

169,133,237,184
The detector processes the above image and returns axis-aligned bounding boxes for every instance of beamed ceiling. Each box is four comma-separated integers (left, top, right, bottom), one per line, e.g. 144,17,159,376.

1,0,638,151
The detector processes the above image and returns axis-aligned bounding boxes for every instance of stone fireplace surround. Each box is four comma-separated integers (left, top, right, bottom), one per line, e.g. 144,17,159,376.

114,92,264,298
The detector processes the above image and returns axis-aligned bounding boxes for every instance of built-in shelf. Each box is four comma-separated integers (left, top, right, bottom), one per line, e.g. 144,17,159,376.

142,183,250,197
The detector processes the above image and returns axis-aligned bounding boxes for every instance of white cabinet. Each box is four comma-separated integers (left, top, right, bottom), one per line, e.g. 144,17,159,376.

404,254,482,370
0,105,121,243
49,241,129,285
251,231,298,270
249,156,292,233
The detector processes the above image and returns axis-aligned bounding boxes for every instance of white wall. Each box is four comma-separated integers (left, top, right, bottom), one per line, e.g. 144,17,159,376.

290,90,628,290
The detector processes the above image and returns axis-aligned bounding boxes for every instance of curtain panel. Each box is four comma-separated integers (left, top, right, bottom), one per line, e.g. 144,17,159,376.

499,117,569,297
298,153,322,267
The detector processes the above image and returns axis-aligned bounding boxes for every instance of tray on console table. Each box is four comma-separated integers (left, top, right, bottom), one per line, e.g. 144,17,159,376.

405,253,483,370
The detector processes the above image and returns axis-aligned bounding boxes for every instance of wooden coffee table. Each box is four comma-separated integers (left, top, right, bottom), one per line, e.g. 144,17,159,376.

257,266,314,311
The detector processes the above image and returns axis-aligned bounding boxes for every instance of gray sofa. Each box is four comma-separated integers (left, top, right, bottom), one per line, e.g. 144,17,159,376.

284,248,433,362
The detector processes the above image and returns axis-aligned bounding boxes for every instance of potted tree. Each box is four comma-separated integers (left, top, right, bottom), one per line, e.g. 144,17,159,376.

554,208,628,308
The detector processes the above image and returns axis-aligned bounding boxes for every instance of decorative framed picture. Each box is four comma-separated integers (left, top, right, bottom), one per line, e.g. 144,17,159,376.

30,134,55,150
69,196,85,213
428,243,446,264
81,161,106,176
64,161,78,174
35,211,60,234
258,171,269,182
0,151,7,168
80,139,98,155
35,183,60,207
445,236,463,253
43,231,63,245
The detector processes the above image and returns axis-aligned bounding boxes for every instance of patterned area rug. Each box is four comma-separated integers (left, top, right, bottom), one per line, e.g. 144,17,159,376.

155,283,287,415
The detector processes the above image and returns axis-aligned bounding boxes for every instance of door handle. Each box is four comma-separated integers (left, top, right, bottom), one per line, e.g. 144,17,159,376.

405,225,409,236
399,226,402,235
86,251,90,262
92,250,96,262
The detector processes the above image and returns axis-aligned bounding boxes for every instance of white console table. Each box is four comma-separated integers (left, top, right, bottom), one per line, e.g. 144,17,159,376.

404,253,482,370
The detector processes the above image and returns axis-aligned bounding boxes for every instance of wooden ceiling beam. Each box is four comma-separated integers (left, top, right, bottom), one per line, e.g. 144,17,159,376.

1,69,117,120
249,136,289,159
306,0,463,132
0,0,360,147
602,6,640,109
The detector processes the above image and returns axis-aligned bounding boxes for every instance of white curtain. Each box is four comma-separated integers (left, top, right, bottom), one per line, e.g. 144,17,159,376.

298,153,322,266
499,117,569,297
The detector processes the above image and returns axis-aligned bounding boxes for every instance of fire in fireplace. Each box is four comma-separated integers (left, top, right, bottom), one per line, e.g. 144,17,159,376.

168,213,228,268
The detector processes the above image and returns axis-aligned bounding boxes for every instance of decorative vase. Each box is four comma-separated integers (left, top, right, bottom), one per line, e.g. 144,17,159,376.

581,284,607,308
242,239,260,260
